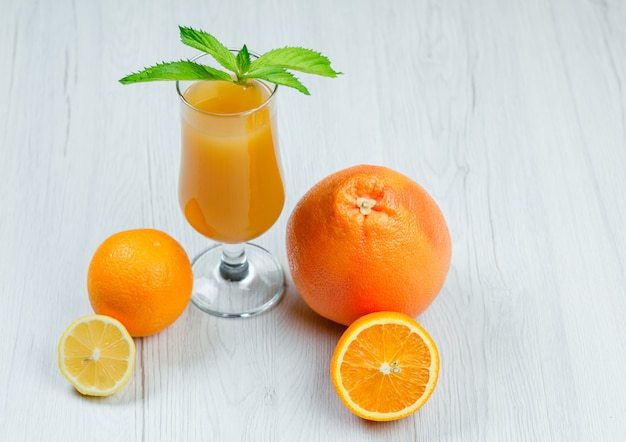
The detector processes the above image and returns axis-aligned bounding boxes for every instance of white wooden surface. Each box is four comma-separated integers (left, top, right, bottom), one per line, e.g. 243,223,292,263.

1,0,625,440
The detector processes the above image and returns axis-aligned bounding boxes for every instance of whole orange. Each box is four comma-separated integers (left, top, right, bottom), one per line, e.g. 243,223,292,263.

87,229,193,337
286,165,451,326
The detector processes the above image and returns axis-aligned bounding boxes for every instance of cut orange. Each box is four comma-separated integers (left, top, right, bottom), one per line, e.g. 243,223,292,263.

58,315,136,396
330,311,439,421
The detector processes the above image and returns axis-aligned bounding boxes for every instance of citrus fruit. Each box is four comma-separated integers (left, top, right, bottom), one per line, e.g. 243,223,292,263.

286,164,451,326
87,228,193,337
330,311,439,421
58,314,136,396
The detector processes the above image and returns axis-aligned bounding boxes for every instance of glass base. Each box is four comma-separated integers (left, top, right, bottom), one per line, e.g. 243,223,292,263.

190,243,285,318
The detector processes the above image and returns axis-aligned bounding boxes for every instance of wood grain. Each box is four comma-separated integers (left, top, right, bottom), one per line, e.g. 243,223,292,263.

1,0,625,440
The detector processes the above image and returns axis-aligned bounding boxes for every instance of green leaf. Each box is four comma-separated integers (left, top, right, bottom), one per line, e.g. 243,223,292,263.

249,47,341,78
119,60,233,84
120,26,341,94
178,26,238,72
236,45,251,79
247,67,310,95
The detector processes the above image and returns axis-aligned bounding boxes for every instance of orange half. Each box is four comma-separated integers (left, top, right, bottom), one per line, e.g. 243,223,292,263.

330,311,439,421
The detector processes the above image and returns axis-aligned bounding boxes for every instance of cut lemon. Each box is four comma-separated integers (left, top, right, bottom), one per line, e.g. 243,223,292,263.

58,315,136,396
330,311,439,421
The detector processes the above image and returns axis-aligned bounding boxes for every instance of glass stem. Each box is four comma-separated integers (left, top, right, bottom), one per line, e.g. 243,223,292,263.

220,243,249,281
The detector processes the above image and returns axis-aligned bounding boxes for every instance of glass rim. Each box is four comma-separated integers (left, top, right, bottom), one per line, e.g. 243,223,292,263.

176,50,278,118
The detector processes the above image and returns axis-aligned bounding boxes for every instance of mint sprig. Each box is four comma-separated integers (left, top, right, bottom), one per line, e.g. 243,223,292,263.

119,26,341,95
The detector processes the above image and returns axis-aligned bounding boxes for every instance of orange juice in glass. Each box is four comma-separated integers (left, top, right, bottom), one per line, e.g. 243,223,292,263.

176,52,285,318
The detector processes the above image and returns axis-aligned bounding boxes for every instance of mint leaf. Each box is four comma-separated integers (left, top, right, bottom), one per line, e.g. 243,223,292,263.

120,26,341,94
119,60,232,84
236,45,251,80
179,26,238,73
247,67,310,95
249,47,341,78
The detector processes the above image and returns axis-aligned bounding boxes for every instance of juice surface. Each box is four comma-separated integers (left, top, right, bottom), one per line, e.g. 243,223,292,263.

184,79,268,114
178,80,285,243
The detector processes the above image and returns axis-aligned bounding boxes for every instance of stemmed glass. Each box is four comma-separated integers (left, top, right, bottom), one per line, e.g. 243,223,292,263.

176,52,285,318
